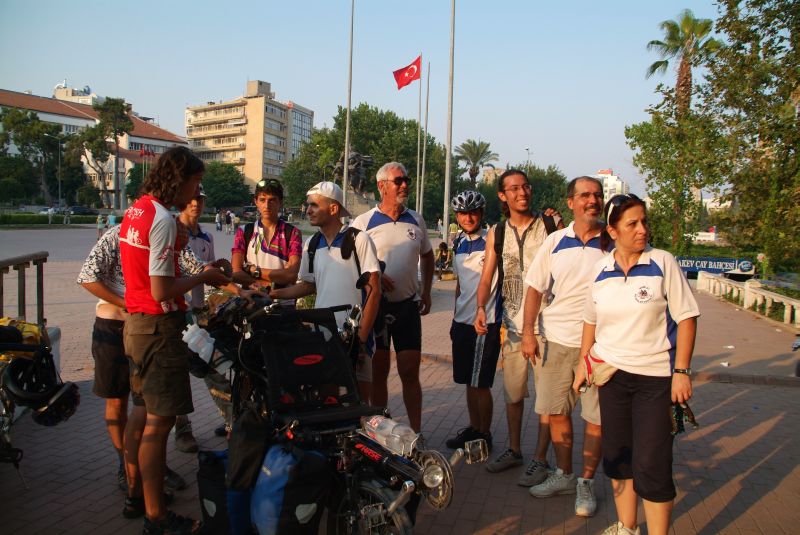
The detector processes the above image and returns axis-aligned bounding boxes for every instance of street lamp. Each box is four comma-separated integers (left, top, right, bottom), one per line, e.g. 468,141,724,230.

44,133,63,209
525,147,532,164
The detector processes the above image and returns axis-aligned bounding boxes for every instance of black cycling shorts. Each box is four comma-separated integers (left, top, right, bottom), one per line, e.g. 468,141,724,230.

373,298,421,352
91,317,130,399
450,321,501,388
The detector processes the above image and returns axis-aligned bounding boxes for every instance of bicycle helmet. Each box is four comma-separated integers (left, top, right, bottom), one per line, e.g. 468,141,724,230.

451,191,486,212
31,381,80,426
2,354,59,409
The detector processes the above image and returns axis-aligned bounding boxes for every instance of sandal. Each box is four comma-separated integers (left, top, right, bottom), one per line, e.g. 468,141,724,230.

122,492,174,519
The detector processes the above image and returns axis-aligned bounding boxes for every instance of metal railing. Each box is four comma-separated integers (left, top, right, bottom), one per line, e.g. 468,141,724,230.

0,252,49,326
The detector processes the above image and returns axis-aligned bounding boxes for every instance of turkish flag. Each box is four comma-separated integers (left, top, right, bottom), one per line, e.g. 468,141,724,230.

393,55,421,90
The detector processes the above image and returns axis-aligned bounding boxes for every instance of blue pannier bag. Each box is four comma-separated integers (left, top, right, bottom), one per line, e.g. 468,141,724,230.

250,444,331,535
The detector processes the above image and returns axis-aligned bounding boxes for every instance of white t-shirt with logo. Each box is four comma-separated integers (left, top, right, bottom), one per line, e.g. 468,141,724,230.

351,205,432,303
583,247,700,377
299,225,381,327
526,222,606,348
453,230,500,325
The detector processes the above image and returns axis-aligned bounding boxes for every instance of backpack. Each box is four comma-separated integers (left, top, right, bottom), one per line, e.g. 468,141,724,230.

493,212,558,294
306,227,361,277
243,222,296,257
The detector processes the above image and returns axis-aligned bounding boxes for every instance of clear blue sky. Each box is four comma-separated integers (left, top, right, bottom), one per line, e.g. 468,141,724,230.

0,0,721,195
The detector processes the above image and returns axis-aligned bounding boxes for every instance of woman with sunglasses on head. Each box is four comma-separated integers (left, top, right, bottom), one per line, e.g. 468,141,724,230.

231,179,302,306
575,194,699,535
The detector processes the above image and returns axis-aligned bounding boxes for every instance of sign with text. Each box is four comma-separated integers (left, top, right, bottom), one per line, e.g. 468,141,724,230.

676,257,754,274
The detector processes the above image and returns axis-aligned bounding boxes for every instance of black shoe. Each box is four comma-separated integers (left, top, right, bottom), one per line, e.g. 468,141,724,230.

122,492,174,519
213,424,228,437
142,511,201,534
445,426,479,449
164,467,187,491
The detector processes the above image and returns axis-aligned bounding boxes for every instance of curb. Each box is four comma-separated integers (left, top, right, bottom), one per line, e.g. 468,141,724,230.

422,353,800,388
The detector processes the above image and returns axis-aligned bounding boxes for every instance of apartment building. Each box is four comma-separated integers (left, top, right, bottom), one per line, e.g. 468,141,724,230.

594,168,630,199
185,80,313,188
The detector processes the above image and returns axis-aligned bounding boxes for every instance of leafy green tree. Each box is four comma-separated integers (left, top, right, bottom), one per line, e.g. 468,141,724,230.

76,184,101,207
0,155,37,202
282,103,456,224
125,164,144,201
202,161,252,209
0,107,62,203
699,0,800,271
646,9,723,117
66,124,113,207
94,98,133,209
454,139,499,187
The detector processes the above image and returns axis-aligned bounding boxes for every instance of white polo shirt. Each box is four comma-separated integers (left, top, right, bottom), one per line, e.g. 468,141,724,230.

299,225,381,327
526,223,606,348
187,225,214,308
453,230,500,325
583,246,700,377
351,205,432,303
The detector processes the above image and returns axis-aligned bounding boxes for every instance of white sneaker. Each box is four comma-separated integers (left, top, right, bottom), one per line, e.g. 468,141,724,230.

574,477,596,517
528,468,577,497
601,521,640,535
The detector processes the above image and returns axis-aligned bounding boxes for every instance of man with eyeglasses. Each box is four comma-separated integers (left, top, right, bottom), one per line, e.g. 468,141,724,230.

475,169,562,482
351,162,434,432
521,176,606,516
231,179,302,306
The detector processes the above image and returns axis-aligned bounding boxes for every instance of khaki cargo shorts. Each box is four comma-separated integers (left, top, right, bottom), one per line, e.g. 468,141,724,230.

124,311,194,417
501,330,542,404
534,338,600,425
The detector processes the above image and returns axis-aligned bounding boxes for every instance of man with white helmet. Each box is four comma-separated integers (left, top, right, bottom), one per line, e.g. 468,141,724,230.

444,191,501,451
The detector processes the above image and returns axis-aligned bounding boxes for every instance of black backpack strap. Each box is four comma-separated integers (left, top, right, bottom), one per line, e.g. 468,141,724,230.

243,223,255,249
541,213,557,235
282,222,296,250
494,222,506,291
306,231,324,274
340,227,362,277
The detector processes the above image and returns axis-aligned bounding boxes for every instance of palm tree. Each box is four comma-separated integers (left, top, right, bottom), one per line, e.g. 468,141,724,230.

454,139,499,187
646,9,723,117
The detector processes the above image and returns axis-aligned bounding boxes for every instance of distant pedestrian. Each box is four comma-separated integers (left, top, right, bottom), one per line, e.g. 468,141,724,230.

48,205,54,225
215,210,222,231
232,213,241,233
107,212,117,227
225,210,232,234
96,214,106,239
63,209,71,225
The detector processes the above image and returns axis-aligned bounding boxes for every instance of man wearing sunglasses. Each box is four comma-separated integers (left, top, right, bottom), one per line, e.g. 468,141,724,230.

522,176,606,516
231,179,302,306
351,162,434,432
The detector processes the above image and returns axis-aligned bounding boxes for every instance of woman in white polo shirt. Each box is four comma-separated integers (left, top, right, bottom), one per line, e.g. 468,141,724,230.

577,194,699,535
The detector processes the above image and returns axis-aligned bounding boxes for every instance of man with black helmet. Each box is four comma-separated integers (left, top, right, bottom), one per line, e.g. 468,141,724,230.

444,191,501,451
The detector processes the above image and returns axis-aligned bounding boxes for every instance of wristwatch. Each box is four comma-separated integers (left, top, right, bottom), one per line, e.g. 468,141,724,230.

673,368,692,376
252,266,262,280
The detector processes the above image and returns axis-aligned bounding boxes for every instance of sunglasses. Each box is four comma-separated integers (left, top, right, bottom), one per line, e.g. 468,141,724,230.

503,183,532,194
381,176,410,186
257,179,282,188
606,193,642,222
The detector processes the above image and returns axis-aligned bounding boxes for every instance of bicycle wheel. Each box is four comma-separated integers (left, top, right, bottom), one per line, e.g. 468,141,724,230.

327,478,413,535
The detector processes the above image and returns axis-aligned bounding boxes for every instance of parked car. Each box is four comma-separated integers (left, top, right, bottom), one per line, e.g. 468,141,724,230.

68,206,99,216
242,205,258,221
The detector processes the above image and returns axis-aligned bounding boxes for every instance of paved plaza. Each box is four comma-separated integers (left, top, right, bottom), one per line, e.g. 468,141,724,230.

1,226,798,534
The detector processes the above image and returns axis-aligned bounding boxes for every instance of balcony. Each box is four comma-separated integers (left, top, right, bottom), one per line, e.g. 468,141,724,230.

187,110,246,126
191,141,245,152
187,125,247,139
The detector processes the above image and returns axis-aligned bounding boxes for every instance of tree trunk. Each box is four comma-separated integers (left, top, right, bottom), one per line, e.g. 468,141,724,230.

676,58,693,118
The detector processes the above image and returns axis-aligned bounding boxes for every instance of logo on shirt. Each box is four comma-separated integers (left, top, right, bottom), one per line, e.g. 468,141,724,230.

406,228,417,240
634,286,654,303
157,246,174,261
125,227,142,245
125,207,145,220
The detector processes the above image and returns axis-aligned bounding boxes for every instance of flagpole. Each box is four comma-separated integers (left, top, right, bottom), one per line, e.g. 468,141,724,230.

415,51,422,212
420,61,430,217
443,0,455,235
342,0,355,209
